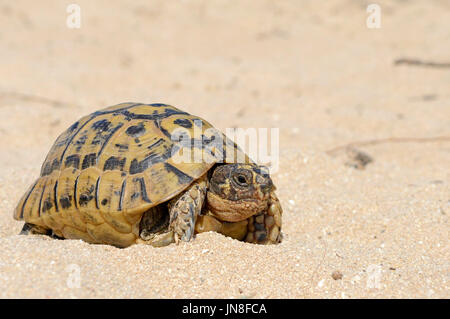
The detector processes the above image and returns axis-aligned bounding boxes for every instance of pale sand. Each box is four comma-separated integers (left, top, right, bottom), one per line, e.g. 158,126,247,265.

0,0,449,298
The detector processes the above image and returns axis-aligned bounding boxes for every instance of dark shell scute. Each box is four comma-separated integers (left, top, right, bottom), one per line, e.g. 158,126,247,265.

81,153,97,169
103,156,126,171
125,123,146,138
173,118,192,128
64,154,80,169
91,119,111,132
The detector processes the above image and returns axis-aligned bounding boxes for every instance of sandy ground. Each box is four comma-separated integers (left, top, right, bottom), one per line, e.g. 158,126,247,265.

0,0,449,298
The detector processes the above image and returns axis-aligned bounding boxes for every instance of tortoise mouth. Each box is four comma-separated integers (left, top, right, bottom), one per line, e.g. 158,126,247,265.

206,192,268,222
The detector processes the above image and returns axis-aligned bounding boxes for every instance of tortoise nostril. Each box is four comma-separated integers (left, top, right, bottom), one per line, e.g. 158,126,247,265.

260,179,273,192
255,175,265,184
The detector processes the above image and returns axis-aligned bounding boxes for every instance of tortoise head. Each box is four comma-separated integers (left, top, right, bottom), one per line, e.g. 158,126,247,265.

206,163,273,222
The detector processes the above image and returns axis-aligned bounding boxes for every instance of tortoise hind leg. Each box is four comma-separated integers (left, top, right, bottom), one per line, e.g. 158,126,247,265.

137,177,207,246
137,205,174,247
139,205,169,240
20,223,51,236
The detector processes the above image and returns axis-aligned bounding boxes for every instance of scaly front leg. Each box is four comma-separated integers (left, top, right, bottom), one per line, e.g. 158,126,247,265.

168,177,207,243
245,190,283,244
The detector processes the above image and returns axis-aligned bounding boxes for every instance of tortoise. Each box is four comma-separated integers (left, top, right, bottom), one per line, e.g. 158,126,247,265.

14,102,282,248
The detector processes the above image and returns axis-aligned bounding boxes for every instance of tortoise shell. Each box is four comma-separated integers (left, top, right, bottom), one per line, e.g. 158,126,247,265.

14,102,250,247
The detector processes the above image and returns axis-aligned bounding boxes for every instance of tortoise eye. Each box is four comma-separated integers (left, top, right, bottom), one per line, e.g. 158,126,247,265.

234,174,249,186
